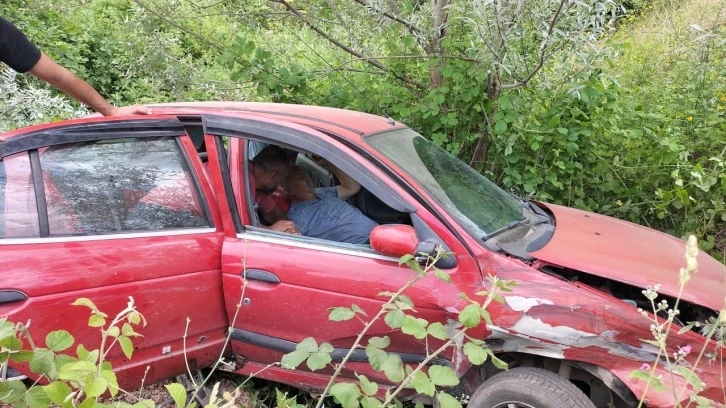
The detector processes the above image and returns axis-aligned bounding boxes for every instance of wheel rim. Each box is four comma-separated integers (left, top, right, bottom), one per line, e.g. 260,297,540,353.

492,402,538,408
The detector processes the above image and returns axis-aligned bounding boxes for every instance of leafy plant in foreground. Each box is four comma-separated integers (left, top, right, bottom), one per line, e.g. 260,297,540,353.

280,249,515,408
629,235,726,408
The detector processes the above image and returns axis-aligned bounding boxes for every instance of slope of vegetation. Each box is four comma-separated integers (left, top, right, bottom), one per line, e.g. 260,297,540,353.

1,0,724,257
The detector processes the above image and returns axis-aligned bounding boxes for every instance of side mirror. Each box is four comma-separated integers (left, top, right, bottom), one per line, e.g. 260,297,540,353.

370,223,458,270
370,224,419,258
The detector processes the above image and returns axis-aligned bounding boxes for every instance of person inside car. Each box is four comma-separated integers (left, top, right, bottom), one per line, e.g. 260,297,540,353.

284,157,378,244
249,146,299,234
249,141,297,212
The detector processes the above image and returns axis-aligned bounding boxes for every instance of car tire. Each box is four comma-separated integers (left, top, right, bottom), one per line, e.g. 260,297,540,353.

468,367,595,408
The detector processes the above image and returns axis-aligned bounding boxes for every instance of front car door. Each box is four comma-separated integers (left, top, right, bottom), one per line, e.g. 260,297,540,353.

201,113,484,389
0,117,228,389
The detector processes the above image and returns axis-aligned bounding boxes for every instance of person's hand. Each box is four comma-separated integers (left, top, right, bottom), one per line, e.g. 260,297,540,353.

108,105,152,116
0,136,5,142
270,220,300,235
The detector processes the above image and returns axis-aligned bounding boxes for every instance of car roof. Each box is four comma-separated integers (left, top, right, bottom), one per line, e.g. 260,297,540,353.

149,102,402,136
0,102,407,143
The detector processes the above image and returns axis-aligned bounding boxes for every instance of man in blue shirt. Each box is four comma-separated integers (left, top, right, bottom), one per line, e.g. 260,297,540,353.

285,157,378,244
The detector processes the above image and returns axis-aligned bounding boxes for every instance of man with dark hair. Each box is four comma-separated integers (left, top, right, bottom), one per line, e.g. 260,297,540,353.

0,17,149,142
285,158,377,244
249,145,298,234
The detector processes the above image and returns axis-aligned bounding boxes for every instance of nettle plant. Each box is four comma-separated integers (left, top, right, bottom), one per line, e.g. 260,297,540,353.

280,250,515,408
629,236,726,408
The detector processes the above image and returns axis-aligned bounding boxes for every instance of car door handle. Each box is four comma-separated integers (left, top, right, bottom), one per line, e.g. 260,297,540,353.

0,290,27,305
243,269,280,284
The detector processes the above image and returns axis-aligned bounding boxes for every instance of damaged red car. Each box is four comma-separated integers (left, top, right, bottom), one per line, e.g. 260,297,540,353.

0,102,724,408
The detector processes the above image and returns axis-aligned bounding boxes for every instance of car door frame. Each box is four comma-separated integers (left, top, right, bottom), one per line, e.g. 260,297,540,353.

0,116,229,390
201,113,486,387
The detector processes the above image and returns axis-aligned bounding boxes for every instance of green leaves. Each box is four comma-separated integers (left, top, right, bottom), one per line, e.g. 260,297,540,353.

671,366,703,392
380,354,404,382
426,322,448,340
88,314,106,328
307,343,333,371
356,374,379,396
42,381,71,405
365,337,390,371
384,310,405,329
330,383,361,408
71,298,98,311
101,369,119,397
413,371,435,396
629,369,667,393
428,366,459,387
165,383,188,408
46,330,74,353
24,386,50,408
329,307,356,322
463,342,488,365
401,316,429,339
458,304,482,328
329,304,367,321
436,392,463,408
30,348,55,376
118,336,134,359
0,380,26,403
84,373,108,397
280,337,333,371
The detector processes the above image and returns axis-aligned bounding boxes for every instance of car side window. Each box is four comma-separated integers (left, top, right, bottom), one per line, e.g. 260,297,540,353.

0,153,40,238
39,137,208,236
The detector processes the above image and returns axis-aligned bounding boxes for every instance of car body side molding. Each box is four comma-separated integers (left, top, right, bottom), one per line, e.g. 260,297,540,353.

230,328,451,367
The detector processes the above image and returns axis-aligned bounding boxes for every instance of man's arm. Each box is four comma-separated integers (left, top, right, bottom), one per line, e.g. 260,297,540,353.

314,156,361,200
29,54,149,116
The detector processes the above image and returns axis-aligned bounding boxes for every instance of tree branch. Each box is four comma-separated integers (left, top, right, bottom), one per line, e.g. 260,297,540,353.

325,0,366,52
130,0,225,53
500,0,568,89
351,0,424,37
274,0,428,91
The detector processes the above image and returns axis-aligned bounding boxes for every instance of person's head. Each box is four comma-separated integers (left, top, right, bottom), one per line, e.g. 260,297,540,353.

285,165,315,202
251,145,290,194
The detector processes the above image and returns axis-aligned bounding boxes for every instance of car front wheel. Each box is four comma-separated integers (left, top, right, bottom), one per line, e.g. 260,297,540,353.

468,367,596,408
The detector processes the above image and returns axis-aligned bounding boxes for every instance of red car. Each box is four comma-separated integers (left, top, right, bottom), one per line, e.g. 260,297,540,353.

0,102,723,408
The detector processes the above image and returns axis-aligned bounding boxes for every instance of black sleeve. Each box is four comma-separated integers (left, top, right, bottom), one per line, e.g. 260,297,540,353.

0,17,41,73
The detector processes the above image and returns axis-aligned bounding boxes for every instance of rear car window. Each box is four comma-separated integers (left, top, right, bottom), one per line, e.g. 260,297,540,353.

0,153,40,238
39,138,208,236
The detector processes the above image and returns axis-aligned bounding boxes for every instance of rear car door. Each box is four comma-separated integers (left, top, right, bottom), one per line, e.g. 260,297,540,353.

201,113,481,388
0,117,228,389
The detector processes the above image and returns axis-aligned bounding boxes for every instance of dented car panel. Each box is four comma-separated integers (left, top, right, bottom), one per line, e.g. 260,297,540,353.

1,102,724,407
531,203,725,311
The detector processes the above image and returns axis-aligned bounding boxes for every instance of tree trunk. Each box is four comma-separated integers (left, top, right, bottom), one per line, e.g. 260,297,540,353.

471,71,501,166
429,0,450,87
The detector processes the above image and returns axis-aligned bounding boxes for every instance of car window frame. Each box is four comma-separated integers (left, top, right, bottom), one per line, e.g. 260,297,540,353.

0,117,216,244
202,114,417,259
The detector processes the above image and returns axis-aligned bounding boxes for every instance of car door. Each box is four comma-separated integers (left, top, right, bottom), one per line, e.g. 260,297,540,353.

201,113,482,387
0,116,228,390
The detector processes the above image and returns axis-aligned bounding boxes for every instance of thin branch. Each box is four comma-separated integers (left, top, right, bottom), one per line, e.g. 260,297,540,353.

500,0,568,89
331,54,480,72
130,0,225,53
325,0,366,52
351,0,425,37
273,0,427,91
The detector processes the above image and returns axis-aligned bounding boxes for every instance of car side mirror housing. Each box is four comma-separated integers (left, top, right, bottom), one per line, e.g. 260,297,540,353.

370,224,419,258
370,223,458,269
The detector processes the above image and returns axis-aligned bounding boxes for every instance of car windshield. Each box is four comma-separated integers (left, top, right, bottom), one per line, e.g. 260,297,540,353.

367,128,523,237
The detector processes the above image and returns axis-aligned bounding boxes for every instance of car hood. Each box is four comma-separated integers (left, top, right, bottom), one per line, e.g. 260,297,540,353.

530,203,725,311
